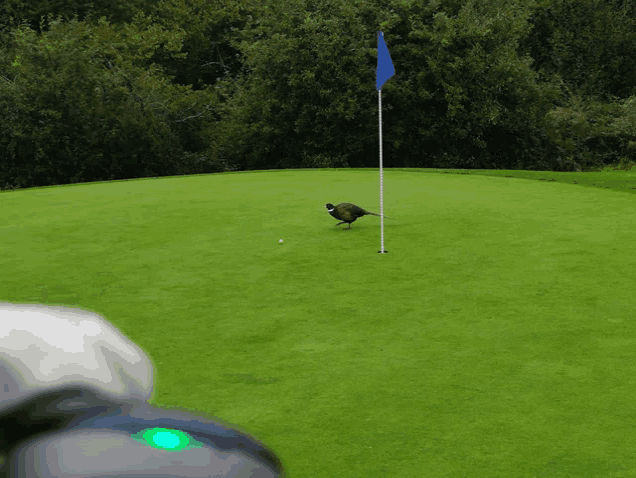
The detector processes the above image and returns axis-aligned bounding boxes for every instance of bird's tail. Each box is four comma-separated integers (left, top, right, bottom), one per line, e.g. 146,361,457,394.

367,211,390,219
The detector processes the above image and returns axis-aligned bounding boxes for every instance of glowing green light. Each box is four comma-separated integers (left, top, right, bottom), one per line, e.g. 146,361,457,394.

131,428,204,452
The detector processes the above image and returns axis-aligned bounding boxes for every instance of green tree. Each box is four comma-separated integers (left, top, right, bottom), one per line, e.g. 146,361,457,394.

0,0,148,47
518,0,636,170
0,14,221,190
521,0,636,103
211,0,390,170
209,0,572,172
367,0,564,169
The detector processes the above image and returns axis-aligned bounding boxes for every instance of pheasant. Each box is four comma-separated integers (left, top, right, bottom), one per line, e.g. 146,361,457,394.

325,203,389,229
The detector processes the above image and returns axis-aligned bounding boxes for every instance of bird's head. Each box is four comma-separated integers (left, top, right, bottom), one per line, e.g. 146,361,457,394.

325,203,335,211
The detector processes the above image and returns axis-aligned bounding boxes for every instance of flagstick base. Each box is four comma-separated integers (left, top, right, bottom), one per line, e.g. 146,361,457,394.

378,250,389,254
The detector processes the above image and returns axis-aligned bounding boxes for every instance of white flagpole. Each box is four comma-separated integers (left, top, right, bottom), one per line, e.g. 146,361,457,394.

378,88,387,254
376,30,393,254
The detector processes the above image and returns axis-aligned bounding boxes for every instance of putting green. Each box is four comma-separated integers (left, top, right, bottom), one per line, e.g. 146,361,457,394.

1,166,635,477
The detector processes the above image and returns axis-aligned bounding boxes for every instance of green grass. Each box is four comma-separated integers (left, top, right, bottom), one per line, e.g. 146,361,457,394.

1,165,636,477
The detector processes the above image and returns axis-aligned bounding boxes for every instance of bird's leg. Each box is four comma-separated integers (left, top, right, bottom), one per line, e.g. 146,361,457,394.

335,221,347,227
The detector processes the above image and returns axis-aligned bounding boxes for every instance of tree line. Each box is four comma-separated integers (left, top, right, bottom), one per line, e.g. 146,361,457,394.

1,0,636,191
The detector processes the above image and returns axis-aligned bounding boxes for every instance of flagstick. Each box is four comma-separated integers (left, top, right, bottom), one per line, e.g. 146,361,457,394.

378,87,387,254
376,30,393,254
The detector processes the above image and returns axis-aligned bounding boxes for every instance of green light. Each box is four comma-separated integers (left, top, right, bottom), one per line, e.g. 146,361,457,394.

131,428,204,452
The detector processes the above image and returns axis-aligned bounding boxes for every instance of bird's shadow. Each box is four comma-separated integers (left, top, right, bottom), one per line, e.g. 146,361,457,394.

328,218,396,231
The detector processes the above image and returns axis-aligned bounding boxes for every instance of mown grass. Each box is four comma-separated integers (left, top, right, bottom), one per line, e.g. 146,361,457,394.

1,164,635,477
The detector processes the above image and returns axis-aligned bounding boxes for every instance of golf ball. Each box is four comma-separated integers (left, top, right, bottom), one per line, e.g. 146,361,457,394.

279,239,283,243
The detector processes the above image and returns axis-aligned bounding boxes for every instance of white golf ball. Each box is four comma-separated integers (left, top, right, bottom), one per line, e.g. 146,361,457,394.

279,239,283,243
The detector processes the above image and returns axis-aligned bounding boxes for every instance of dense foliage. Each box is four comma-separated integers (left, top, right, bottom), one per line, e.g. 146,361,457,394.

1,0,636,190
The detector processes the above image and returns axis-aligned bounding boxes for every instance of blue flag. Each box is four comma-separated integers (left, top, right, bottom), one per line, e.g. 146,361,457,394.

376,31,395,91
